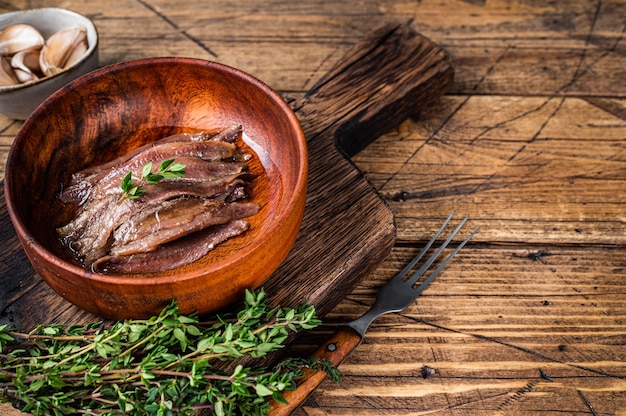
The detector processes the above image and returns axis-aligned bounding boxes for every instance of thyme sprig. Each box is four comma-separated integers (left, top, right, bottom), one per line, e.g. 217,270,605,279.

0,289,340,415
120,158,186,200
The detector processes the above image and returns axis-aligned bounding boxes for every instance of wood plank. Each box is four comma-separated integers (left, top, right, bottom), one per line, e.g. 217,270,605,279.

352,96,626,245
1,0,625,97
288,244,626,415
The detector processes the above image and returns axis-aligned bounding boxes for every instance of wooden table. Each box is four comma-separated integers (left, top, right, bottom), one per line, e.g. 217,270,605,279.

1,1,625,415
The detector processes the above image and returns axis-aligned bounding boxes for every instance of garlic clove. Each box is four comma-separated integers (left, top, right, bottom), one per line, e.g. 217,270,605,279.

0,57,19,86
0,24,45,56
13,66,39,83
39,26,88,77
63,36,88,70
11,49,41,83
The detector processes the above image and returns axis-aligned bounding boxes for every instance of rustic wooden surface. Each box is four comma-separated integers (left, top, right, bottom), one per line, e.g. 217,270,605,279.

1,1,625,415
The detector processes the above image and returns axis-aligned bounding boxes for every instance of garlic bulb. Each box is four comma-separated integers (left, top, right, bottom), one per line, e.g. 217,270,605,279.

0,24,44,56
39,26,88,77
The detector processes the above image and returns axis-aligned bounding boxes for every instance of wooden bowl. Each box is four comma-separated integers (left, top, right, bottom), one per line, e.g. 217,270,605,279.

5,57,307,319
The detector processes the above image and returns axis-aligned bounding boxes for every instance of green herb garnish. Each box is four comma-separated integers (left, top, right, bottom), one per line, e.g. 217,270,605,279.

120,158,186,200
120,171,145,199
0,289,340,415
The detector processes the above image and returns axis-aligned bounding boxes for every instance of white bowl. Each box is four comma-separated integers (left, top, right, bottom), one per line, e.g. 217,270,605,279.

0,8,99,120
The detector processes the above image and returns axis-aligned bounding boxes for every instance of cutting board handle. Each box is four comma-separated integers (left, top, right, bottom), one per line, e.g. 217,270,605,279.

292,22,454,157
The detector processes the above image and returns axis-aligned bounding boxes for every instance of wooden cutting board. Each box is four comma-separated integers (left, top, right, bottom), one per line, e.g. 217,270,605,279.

0,22,453,330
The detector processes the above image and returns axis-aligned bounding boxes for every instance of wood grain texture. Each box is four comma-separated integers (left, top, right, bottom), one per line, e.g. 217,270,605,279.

268,326,363,416
289,244,626,415
0,0,625,415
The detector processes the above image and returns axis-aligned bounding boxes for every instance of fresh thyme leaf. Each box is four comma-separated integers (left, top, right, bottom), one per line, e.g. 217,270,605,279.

143,172,164,184
127,185,145,198
120,171,133,192
161,170,184,180
0,289,340,415
159,158,175,171
159,158,186,180
120,172,146,199
142,161,154,178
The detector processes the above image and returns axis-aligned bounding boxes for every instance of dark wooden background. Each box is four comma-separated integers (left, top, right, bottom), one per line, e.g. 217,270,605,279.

1,1,625,415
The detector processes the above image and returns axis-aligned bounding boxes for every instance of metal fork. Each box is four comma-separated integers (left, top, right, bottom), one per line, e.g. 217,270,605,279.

269,212,479,415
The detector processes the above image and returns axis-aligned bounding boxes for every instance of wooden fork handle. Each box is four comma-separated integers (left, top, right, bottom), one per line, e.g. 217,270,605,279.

267,327,362,415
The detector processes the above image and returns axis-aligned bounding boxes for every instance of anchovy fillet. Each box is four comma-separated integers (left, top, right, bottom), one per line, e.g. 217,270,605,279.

92,220,250,274
56,125,259,273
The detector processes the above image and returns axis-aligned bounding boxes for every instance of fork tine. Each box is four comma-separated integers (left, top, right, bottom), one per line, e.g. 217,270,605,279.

410,225,480,297
405,215,469,287
393,211,456,282
344,213,478,338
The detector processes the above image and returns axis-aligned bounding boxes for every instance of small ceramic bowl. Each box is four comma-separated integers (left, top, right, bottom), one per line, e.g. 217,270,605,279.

5,57,308,319
0,8,99,120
